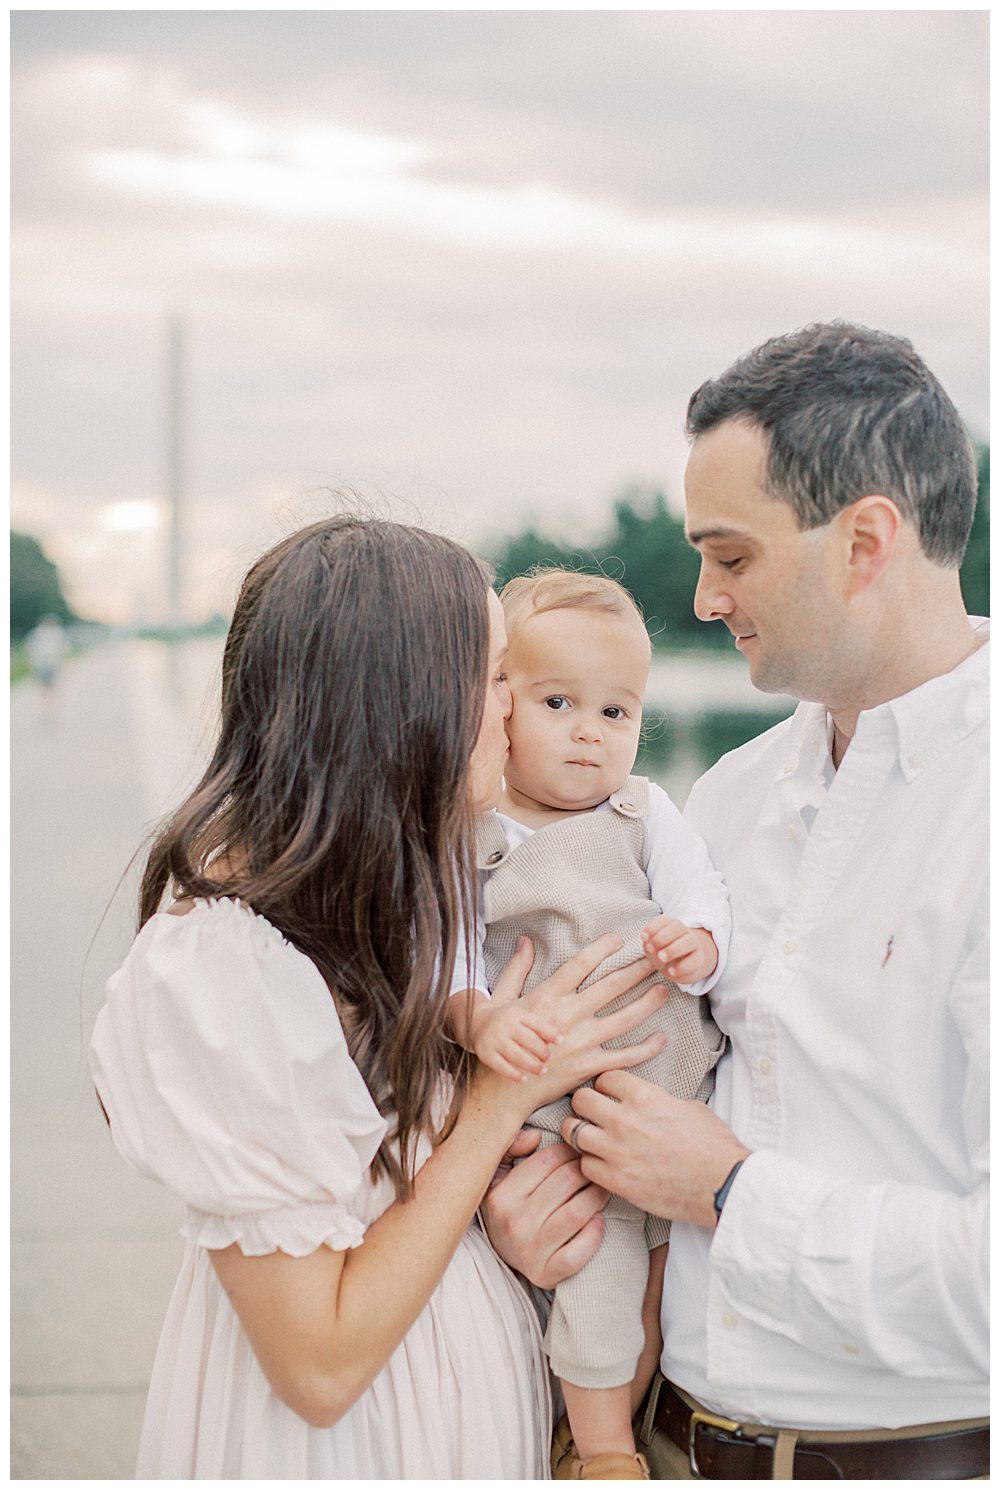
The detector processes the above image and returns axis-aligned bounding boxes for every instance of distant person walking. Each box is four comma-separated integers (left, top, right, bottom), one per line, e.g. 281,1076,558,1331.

24,616,66,688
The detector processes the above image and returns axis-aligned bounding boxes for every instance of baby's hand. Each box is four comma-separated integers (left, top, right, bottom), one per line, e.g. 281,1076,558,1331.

470,1000,563,1084
641,917,718,985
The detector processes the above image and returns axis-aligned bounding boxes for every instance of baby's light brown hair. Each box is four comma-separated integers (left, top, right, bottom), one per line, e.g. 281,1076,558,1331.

498,569,651,655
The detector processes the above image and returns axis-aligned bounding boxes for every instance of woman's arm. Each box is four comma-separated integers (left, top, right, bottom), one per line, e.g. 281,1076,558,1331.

211,1070,524,1428
211,934,667,1428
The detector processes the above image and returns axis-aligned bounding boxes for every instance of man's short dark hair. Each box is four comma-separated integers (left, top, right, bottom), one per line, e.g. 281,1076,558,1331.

685,321,977,567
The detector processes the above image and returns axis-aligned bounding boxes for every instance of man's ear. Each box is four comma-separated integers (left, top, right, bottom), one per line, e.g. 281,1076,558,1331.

837,495,902,596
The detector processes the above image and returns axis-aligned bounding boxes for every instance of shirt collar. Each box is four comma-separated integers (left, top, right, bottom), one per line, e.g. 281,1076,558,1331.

880,617,989,782
777,618,988,785
780,616,995,786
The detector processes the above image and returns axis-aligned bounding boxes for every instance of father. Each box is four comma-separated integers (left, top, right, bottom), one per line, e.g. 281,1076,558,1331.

484,323,988,1478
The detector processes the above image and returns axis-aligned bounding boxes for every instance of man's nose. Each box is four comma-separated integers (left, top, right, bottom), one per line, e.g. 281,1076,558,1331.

693,565,735,623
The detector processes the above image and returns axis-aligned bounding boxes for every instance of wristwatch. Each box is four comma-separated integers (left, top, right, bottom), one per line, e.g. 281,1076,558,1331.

713,1158,746,1220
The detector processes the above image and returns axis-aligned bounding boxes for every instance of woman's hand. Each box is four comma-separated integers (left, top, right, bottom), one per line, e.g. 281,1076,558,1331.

489,933,669,1118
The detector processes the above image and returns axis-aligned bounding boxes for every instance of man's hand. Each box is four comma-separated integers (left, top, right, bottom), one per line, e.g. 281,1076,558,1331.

641,917,718,984
481,1137,609,1288
562,1071,750,1230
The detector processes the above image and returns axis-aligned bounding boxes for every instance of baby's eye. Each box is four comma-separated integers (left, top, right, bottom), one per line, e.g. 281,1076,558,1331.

603,706,628,721
494,672,508,685
544,696,571,711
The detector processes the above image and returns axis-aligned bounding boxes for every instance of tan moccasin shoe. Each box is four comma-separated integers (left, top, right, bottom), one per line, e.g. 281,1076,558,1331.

553,1443,650,1479
551,1416,576,1477
551,1413,650,1479
577,1451,650,1479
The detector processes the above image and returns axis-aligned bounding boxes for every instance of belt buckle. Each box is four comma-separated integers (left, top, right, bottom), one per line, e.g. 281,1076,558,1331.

688,1406,743,1477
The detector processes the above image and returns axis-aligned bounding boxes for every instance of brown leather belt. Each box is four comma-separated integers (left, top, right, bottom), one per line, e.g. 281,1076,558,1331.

645,1376,990,1479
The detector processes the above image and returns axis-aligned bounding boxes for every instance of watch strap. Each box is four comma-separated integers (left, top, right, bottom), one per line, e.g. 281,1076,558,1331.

713,1157,746,1219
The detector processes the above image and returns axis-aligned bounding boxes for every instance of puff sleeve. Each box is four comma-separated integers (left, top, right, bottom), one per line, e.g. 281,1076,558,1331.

89,898,388,1257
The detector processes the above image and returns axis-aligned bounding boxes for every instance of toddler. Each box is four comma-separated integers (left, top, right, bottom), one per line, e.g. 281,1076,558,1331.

449,570,730,1481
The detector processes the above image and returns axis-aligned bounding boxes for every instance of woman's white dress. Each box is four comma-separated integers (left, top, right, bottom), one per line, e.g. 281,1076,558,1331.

89,897,551,1479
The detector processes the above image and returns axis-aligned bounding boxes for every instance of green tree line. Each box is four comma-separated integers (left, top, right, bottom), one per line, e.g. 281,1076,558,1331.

10,531,77,642
489,446,990,647
9,449,989,653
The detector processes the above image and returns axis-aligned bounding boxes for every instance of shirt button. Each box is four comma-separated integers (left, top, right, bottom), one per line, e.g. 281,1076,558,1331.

782,762,795,776
758,1057,773,1076
786,823,798,840
722,1311,738,1331
842,1343,860,1356
783,938,798,955
907,753,923,771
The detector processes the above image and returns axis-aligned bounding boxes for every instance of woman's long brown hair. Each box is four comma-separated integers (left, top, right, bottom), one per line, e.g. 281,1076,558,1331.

138,516,488,1197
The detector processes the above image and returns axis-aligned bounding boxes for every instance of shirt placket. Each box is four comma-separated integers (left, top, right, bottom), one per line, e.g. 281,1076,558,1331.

744,722,895,1154
707,721,897,1410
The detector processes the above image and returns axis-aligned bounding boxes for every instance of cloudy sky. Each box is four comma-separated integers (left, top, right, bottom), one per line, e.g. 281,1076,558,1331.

12,10,988,624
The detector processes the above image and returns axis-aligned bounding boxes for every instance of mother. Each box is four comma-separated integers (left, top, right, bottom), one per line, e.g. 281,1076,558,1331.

90,516,665,1479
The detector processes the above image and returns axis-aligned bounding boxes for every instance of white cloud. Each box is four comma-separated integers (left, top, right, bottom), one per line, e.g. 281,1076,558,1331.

10,13,989,625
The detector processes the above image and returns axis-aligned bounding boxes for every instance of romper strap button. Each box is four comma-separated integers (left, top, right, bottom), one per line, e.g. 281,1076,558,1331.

485,850,504,865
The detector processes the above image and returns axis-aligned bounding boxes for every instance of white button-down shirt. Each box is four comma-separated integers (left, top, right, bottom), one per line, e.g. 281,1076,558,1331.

662,622,988,1430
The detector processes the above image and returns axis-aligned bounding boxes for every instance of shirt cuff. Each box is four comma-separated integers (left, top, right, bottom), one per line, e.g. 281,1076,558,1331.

709,1149,832,1325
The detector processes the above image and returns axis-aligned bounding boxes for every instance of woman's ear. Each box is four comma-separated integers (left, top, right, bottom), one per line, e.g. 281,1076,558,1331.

838,495,902,596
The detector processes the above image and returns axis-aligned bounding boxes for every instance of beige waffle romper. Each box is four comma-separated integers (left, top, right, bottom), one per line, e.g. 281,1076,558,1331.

476,775,727,1390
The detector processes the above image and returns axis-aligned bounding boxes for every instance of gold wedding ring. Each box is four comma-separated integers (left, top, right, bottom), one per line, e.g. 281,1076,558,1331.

567,1117,593,1153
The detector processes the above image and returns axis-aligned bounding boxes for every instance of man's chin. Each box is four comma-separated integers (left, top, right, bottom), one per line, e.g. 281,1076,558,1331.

745,655,788,696
747,659,812,703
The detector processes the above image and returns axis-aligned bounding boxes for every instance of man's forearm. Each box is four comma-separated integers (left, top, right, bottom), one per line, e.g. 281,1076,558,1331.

713,1152,989,1380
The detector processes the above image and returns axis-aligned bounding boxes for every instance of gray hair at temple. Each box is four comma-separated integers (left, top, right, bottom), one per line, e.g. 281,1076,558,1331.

685,322,978,567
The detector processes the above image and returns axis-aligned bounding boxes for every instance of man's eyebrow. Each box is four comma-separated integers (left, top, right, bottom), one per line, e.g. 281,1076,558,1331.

686,525,754,547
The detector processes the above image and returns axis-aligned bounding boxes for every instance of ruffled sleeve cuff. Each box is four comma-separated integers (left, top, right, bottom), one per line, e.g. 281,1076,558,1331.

182,1199,368,1257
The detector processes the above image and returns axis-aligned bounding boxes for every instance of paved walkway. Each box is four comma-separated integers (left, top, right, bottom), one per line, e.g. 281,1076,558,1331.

11,639,222,1479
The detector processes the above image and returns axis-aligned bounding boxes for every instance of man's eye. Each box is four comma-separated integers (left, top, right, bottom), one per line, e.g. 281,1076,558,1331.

544,696,570,711
719,557,745,572
603,706,627,720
